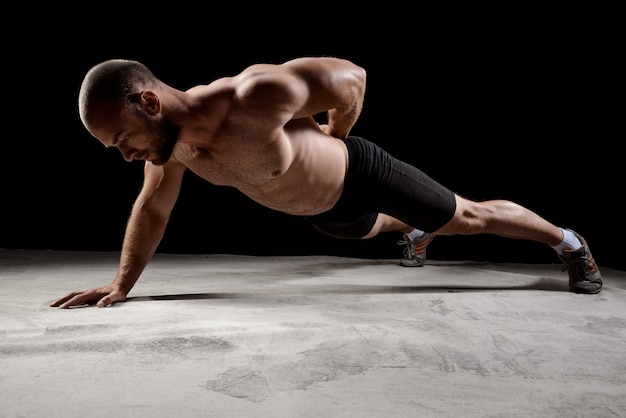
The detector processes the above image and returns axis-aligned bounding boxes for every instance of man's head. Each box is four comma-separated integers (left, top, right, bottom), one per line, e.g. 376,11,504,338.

78,59,180,165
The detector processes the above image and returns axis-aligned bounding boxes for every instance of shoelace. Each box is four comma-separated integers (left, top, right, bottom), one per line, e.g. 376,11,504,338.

397,235,434,259
396,238,416,259
561,255,598,277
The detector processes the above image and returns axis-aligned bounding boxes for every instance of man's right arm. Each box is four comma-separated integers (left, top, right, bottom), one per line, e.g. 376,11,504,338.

234,57,367,140
50,158,186,308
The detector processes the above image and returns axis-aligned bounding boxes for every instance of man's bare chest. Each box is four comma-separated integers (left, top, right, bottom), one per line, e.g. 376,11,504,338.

173,141,290,187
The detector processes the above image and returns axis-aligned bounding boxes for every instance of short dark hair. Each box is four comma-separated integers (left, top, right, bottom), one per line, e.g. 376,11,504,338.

78,59,159,125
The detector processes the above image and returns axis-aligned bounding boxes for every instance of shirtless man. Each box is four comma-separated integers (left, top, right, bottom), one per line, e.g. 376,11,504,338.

50,57,602,309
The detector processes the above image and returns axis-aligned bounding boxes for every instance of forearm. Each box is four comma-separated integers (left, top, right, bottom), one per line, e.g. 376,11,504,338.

113,206,168,294
327,104,361,140
316,58,366,139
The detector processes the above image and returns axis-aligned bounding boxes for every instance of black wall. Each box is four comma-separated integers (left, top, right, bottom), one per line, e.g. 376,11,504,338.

3,13,622,270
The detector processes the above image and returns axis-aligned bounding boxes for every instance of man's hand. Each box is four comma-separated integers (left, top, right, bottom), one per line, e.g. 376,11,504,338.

49,284,127,309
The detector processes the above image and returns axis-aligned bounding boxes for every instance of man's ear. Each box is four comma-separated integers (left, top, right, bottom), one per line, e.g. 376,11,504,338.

139,91,160,116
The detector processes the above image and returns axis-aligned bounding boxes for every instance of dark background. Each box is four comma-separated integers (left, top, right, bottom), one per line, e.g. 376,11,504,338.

3,11,623,271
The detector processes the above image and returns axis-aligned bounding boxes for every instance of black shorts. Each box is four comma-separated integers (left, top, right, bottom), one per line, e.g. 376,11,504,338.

303,136,456,239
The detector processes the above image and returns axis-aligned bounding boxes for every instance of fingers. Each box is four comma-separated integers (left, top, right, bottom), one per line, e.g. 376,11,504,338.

49,291,86,308
99,292,127,308
50,290,106,309
97,296,115,308
50,287,126,309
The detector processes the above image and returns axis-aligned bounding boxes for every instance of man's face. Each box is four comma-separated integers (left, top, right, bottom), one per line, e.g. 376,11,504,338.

140,112,181,166
87,102,181,166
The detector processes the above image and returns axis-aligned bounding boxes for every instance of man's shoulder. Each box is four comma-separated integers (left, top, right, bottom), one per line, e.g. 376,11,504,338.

186,77,231,95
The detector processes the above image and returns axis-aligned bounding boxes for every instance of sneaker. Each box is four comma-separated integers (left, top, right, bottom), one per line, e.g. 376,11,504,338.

397,232,435,267
559,229,602,294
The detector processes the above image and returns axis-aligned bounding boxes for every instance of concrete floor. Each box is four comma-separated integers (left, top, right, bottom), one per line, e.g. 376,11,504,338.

1,248,625,417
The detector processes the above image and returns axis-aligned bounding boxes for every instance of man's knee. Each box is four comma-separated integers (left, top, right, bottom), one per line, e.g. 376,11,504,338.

437,197,486,234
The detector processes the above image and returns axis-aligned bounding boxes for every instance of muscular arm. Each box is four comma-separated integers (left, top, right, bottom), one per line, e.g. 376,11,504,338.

114,159,185,294
235,56,367,139
50,159,186,308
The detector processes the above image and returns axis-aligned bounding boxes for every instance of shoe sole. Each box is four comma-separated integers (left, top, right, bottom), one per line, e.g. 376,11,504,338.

570,284,602,294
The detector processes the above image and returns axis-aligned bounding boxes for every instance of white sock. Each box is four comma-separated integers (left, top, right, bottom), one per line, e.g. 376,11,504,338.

551,228,583,255
406,228,426,241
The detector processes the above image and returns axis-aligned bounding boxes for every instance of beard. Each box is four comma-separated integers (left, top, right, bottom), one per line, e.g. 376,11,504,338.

148,115,181,166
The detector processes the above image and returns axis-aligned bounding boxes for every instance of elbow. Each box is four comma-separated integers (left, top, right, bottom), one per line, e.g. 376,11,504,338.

348,65,367,110
352,65,367,96
349,68,367,108
356,65,367,84
132,198,171,226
